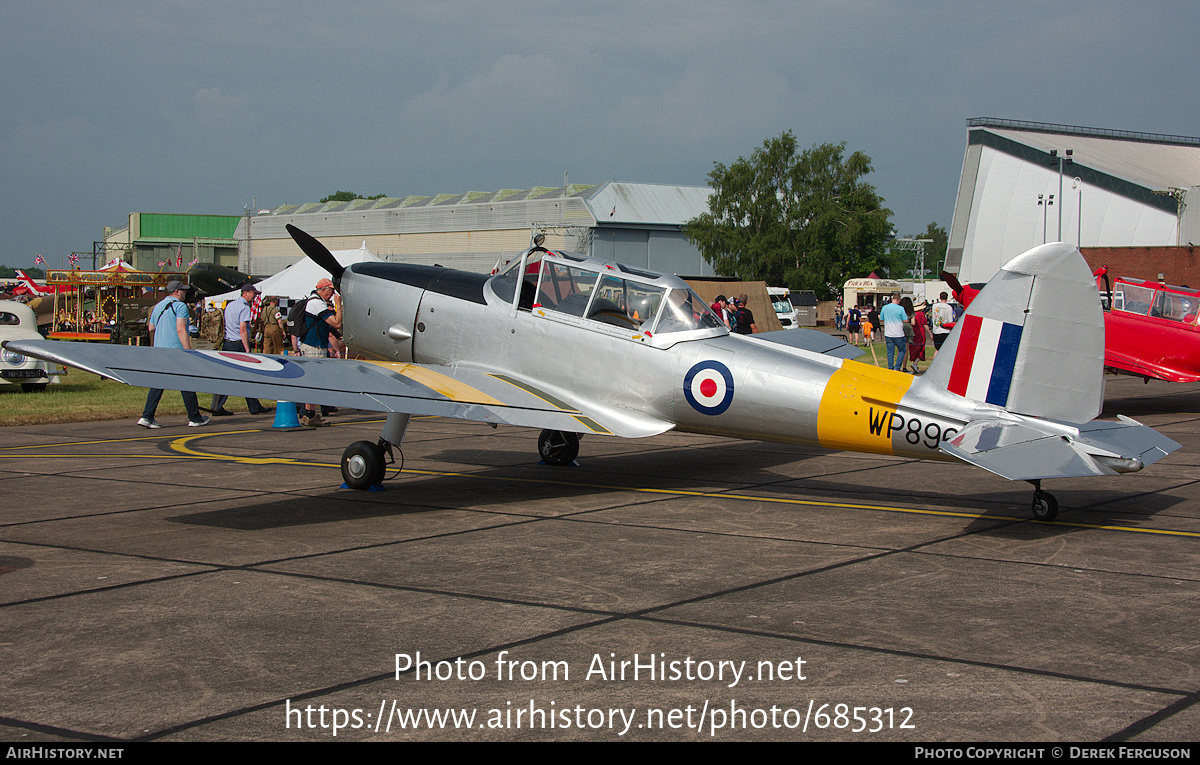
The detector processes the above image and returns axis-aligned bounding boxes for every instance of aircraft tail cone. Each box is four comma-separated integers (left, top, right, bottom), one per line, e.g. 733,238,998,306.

272,401,304,430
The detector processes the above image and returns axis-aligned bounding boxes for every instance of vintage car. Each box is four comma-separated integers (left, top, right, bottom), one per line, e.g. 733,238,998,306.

1095,268,1200,383
0,300,65,391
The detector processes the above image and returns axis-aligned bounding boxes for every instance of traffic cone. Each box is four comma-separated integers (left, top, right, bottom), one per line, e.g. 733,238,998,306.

272,401,303,430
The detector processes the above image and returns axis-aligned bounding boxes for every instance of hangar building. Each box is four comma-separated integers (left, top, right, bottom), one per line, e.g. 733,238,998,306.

101,213,240,272
947,118,1200,283
234,181,715,278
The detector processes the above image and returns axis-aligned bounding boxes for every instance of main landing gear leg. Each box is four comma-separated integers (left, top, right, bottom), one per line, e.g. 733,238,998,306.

1027,479,1059,522
341,413,410,490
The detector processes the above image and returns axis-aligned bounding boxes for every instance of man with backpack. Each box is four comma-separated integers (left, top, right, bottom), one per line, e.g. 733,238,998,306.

291,278,343,427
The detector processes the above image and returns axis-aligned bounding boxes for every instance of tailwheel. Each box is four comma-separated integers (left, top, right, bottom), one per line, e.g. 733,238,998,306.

538,429,579,466
342,440,386,490
1031,489,1058,522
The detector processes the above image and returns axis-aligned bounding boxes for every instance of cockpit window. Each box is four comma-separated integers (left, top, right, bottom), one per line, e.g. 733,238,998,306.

655,288,724,333
584,275,663,329
536,262,598,317
1114,283,1154,315
1151,291,1197,322
490,249,548,306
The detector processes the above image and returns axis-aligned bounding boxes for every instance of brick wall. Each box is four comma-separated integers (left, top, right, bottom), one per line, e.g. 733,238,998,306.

1080,246,1200,286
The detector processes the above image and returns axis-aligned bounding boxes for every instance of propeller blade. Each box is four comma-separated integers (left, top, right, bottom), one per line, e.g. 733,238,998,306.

286,224,345,283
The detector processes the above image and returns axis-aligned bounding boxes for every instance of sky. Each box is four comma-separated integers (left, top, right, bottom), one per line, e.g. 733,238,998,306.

2,0,1196,270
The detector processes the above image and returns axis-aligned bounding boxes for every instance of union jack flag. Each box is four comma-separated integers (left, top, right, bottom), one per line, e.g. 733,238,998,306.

34,255,45,265
157,260,167,267
68,253,79,266
176,243,183,267
188,257,199,267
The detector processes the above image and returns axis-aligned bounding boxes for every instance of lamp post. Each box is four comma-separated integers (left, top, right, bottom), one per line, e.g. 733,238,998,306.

1050,149,1073,241
1038,194,1054,244
1072,177,1082,246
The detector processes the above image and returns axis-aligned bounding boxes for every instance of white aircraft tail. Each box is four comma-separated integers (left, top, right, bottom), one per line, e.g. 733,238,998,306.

922,242,1104,424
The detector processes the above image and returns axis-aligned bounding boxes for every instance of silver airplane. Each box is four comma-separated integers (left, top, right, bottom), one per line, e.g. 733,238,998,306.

6,226,1180,521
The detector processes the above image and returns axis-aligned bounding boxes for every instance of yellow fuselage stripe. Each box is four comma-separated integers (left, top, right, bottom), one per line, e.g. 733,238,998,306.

817,359,916,455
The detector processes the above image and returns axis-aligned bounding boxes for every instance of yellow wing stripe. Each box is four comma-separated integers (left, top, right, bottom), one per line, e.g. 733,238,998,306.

362,361,506,406
490,373,612,434
816,359,916,455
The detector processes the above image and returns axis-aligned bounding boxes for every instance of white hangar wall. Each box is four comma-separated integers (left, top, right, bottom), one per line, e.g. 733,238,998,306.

948,119,1199,284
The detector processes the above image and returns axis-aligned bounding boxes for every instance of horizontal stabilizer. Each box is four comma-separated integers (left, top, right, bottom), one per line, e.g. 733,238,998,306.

1074,415,1181,469
941,416,1180,481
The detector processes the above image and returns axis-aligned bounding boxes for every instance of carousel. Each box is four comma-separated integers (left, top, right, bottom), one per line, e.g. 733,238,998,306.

47,259,188,343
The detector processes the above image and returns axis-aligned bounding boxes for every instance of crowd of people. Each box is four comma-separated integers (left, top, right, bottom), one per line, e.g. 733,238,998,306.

840,291,963,375
139,277,348,429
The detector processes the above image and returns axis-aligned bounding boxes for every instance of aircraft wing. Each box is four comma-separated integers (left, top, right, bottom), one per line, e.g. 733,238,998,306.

939,416,1180,481
5,340,673,439
742,328,865,359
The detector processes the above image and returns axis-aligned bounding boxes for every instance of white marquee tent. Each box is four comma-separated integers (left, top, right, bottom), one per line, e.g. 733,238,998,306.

204,242,380,308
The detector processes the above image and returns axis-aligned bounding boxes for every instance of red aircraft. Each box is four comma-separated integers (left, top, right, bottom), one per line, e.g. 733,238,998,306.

1093,267,1200,383
940,267,1200,384
12,270,76,296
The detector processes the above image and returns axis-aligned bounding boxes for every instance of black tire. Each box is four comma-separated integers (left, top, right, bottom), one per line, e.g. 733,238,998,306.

341,440,385,490
21,383,47,393
1032,490,1058,522
538,430,579,466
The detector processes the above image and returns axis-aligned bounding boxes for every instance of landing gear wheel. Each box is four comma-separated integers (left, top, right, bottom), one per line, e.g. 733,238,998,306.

342,440,386,490
1031,490,1058,522
538,430,579,466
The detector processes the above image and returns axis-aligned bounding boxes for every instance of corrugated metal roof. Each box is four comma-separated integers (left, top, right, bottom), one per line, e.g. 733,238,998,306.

987,127,1200,190
258,183,713,229
583,181,712,226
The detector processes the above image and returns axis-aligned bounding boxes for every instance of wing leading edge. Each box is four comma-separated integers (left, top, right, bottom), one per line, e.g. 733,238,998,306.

5,340,672,439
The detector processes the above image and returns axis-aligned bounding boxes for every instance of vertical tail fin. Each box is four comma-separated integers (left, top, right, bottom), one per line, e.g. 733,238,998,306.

922,242,1104,424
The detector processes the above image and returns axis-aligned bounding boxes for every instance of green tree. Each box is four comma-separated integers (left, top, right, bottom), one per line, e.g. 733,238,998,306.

923,221,948,264
0,265,44,278
319,191,387,203
685,132,894,297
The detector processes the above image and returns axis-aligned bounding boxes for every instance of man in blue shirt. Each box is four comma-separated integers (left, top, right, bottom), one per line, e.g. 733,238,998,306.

138,281,209,429
209,282,272,416
296,278,342,426
880,294,911,371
